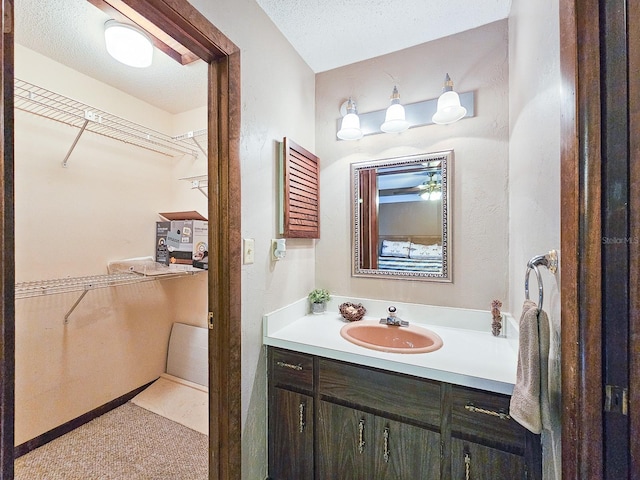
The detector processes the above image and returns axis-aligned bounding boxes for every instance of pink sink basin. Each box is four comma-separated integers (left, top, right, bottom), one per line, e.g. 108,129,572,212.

340,320,443,354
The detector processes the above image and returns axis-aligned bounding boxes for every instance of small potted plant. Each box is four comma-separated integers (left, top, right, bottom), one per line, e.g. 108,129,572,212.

308,288,331,314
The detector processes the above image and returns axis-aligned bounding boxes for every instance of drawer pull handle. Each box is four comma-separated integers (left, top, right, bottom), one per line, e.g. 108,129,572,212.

382,426,390,463
465,403,511,420
298,402,306,433
464,452,471,480
276,361,303,371
358,419,366,453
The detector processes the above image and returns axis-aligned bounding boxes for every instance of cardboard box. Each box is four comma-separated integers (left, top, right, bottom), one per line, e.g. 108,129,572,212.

156,211,208,268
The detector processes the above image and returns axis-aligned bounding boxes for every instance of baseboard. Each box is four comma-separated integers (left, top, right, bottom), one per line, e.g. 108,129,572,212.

14,380,156,458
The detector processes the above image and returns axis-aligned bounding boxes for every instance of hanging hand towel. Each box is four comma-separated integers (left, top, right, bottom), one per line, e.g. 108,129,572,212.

509,299,551,434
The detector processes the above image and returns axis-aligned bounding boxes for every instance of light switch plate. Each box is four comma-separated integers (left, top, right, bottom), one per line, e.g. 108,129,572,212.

243,238,255,264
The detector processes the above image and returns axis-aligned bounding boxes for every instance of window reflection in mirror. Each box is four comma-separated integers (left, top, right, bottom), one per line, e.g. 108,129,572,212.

351,151,452,282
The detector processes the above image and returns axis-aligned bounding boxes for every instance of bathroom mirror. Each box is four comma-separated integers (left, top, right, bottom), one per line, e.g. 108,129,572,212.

351,150,452,282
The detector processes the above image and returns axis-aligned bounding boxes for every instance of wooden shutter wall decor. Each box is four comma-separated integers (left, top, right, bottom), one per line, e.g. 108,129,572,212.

282,138,320,238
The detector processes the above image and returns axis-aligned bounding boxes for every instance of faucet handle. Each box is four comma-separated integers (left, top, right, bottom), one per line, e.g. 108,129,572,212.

388,306,397,317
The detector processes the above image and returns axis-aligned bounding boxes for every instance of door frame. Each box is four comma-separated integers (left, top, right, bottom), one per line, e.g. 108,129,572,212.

559,0,603,477
0,1,242,479
560,0,639,477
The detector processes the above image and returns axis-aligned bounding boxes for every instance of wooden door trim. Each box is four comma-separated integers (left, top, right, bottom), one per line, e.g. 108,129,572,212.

0,0,15,477
629,0,640,473
560,0,604,478
0,1,242,479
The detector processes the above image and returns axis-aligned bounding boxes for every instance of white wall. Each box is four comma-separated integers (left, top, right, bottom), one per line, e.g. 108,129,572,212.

315,21,511,313
187,1,317,477
508,0,562,479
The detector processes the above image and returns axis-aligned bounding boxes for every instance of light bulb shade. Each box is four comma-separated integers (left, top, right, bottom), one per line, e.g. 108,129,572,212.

432,90,467,125
381,103,410,133
104,20,153,68
337,112,363,140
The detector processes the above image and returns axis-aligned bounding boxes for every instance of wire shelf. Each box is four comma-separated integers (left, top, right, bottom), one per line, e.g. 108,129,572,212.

15,259,204,323
14,78,203,160
15,272,155,299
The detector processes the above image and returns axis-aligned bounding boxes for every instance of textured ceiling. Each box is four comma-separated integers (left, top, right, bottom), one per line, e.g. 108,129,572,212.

14,0,208,115
14,0,511,113
255,0,512,72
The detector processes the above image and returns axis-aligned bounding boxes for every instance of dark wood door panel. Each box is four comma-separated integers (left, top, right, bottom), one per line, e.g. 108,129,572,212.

317,401,370,479
451,437,525,480
269,388,314,480
373,417,440,480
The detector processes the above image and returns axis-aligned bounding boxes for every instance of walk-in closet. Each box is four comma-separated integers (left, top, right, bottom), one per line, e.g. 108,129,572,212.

12,0,212,476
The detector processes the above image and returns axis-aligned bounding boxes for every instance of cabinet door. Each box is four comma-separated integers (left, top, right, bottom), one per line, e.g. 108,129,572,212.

269,388,314,480
373,417,441,480
317,401,372,480
318,400,441,480
451,438,525,480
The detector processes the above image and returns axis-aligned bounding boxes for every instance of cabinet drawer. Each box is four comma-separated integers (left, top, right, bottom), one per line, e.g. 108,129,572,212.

451,385,527,451
318,358,441,428
269,348,314,391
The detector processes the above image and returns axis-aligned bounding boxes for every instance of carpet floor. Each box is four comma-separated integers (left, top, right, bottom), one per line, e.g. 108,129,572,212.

14,402,209,479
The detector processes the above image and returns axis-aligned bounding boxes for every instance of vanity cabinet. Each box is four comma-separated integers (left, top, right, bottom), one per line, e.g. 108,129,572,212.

267,347,541,480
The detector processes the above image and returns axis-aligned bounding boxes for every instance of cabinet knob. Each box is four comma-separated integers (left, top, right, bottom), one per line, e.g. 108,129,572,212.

464,403,511,420
358,419,366,454
382,427,390,463
464,451,471,480
298,402,306,433
276,360,303,371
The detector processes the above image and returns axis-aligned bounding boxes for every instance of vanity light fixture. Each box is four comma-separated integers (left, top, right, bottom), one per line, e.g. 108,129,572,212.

337,98,364,140
104,20,154,68
432,73,467,125
335,83,473,139
380,86,410,133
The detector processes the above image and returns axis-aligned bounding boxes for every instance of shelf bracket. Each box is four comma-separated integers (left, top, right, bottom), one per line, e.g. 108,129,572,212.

62,111,102,167
191,179,208,198
64,289,90,324
190,136,207,158
173,130,207,159
62,120,88,168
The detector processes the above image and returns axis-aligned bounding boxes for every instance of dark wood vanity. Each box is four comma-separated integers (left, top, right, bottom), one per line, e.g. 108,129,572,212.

267,346,541,480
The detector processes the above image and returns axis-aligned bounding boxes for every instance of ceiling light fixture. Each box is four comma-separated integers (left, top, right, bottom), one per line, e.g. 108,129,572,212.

419,173,443,201
337,98,364,141
432,73,467,125
104,20,154,68
380,86,410,133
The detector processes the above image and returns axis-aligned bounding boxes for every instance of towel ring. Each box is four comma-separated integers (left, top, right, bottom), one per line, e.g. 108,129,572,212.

524,250,557,311
524,264,544,310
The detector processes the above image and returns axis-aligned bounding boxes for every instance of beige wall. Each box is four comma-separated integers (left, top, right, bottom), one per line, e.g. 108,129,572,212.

508,0,562,478
14,45,209,444
188,1,317,478
379,201,442,238
315,21,510,312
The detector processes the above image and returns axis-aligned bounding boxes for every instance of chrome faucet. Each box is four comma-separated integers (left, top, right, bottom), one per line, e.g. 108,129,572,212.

380,306,409,327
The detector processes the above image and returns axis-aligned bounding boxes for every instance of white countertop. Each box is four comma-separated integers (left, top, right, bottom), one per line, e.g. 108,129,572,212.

263,296,520,395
